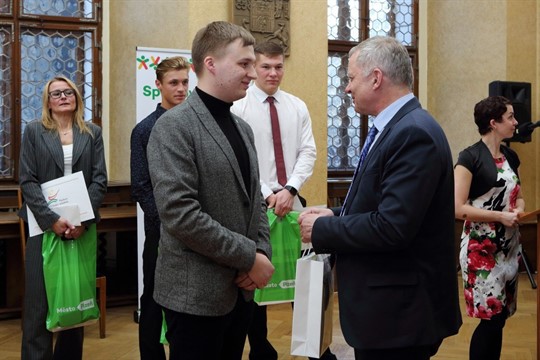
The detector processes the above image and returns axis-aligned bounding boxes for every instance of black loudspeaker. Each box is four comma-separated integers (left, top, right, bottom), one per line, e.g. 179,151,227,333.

488,81,532,142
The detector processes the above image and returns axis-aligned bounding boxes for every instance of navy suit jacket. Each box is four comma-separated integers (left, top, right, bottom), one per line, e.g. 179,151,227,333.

313,98,462,349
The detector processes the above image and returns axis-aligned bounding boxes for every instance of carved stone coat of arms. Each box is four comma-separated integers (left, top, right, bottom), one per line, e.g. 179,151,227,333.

233,0,291,56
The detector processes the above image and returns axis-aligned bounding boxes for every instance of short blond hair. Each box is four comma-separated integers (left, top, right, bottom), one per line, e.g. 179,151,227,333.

255,42,284,58
191,21,255,75
156,56,191,82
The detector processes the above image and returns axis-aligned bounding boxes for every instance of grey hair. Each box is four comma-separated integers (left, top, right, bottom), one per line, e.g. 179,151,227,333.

349,36,413,89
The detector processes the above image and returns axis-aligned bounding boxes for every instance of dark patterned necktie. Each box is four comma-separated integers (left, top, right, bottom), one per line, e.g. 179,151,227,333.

340,125,379,216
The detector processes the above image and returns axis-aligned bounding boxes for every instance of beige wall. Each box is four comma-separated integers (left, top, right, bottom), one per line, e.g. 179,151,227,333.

425,0,539,209
104,0,328,206
106,0,191,183
280,1,328,206
507,0,539,210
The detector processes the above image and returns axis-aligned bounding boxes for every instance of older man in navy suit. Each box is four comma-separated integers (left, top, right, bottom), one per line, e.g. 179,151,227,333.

299,37,462,360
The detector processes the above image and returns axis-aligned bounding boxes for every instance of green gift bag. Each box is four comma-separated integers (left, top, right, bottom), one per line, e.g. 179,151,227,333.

254,210,301,305
42,224,100,332
160,312,168,345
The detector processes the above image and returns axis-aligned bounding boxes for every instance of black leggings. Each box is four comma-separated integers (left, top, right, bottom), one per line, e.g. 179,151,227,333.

469,308,508,360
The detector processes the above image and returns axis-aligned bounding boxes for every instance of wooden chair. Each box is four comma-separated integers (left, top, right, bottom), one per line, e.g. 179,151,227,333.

95,276,107,338
18,187,107,338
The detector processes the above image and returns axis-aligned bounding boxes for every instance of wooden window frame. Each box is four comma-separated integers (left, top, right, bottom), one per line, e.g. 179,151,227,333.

0,0,102,183
327,0,419,204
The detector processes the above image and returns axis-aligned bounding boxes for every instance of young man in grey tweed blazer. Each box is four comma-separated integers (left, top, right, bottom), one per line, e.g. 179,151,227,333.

147,21,274,360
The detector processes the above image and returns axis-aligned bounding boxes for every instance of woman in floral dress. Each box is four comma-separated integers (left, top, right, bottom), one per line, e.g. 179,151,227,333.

455,96,525,360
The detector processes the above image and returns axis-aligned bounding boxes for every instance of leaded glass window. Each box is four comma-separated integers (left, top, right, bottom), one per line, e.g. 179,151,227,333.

0,0,101,180
20,28,95,132
327,0,417,173
22,0,95,19
328,0,360,42
0,0,12,14
328,52,362,169
0,25,13,178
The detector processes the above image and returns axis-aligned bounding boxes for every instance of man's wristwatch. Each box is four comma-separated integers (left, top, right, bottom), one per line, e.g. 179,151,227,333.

284,185,298,196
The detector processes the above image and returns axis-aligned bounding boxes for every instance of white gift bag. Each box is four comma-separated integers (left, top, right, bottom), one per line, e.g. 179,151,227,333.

290,252,334,358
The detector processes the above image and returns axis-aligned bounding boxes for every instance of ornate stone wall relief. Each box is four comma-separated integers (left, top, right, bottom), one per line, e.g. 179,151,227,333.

233,0,291,56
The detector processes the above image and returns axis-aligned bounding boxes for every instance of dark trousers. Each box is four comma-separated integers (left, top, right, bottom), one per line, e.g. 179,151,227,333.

354,341,442,360
248,305,277,360
22,235,84,360
139,226,166,360
163,291,253,360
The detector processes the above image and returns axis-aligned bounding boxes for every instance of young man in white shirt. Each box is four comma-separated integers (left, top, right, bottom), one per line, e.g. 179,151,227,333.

232,42,335,360
232,41,316,216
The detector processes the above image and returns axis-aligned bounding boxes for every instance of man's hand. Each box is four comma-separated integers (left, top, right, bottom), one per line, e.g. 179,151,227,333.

235,272,257,291
298,208,334,243
248,253,275,289
266,193,277,209
273,189,294,217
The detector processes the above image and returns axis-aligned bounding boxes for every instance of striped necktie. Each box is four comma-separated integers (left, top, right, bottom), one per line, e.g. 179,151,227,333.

340,125,379,216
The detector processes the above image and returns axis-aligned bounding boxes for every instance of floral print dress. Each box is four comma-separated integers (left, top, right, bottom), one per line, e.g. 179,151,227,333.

459,156,521,319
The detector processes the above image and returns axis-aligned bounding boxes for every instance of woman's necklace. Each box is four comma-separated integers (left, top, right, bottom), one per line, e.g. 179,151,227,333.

59,126,72,135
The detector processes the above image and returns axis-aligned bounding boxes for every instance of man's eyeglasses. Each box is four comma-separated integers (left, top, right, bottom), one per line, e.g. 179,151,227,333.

49,89,75,99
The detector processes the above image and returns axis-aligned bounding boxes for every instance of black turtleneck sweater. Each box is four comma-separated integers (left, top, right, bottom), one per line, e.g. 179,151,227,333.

196,87,251,193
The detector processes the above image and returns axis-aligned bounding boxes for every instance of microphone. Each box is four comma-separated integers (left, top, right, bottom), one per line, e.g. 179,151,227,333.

515,120,540,137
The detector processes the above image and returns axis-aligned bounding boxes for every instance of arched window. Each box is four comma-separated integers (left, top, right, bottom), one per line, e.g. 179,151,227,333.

327,0,418,204
0,0,102,181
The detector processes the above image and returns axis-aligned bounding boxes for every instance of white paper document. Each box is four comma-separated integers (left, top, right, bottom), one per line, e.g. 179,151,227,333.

27,171,94,237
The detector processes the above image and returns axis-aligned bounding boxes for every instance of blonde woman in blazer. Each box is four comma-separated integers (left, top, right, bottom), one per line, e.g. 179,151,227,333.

19,76,107,360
